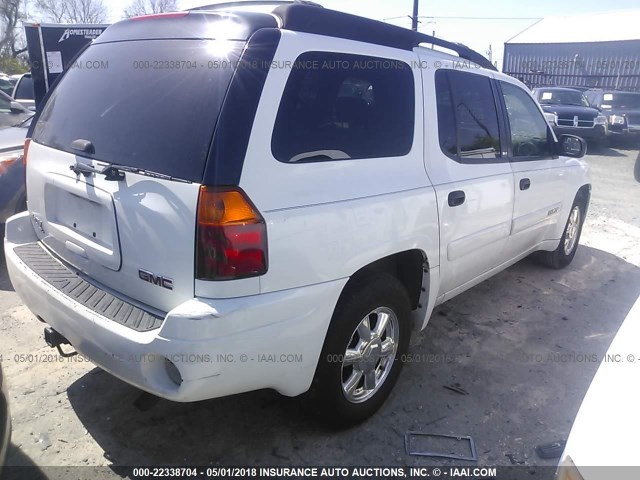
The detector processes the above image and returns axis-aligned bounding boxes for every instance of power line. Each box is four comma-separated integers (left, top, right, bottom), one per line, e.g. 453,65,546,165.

384,15,542,21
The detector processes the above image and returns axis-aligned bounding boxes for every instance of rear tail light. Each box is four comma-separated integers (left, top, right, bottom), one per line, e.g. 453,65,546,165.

23,138,31,166
196,186,268,281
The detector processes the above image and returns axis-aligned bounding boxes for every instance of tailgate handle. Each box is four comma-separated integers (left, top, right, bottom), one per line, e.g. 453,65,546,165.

65,241,88,259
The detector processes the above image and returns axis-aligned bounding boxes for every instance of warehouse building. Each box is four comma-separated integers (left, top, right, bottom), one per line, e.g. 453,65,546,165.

503,10,640,91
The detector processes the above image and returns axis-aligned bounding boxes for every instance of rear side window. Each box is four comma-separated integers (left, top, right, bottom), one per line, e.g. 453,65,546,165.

33,40,242,183
435,70,502,161
14,76,33,100
271,52,415,163
500,82,552,159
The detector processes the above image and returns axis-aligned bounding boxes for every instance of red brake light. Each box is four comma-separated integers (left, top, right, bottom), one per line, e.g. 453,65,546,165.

196,187,268,281
131,12,189,21
23,138,31,166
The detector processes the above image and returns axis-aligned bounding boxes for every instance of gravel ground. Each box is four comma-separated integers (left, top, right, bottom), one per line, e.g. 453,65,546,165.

1,144,639,478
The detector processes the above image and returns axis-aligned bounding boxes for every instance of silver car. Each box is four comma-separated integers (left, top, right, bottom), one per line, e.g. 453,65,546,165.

0,115,31,224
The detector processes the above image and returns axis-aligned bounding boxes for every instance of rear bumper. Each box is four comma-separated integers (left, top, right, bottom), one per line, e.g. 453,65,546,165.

4,212,346,402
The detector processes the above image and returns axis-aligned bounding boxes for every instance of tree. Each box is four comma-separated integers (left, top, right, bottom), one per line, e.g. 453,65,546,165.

34,0,108,24
0,0,28,59
123,0,178,19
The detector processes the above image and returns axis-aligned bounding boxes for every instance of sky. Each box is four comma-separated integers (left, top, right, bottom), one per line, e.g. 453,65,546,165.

97,0,640,68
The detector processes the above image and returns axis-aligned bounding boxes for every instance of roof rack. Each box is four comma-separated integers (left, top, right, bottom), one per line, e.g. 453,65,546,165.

187,3,496,71
274,4,496,71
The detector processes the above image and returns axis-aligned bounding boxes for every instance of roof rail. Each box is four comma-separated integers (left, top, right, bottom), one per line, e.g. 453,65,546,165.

414,33,497,71
188,1,322,11
274,4,497,71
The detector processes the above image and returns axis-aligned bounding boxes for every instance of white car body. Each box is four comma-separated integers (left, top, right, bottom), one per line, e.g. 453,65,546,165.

4,5,591,408
557,296,640,480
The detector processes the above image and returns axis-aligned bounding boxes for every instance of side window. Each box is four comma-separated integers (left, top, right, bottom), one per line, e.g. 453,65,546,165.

0,94,10,112
500,82,552,159
14,76,34,100
271,52,415,163
435,70,502,161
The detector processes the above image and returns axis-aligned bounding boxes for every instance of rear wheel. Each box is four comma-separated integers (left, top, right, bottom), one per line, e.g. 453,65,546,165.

311,274,411,426
537,199,585,269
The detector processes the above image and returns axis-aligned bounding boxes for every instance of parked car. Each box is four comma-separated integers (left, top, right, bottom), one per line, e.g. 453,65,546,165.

0,76,14,96
532,87,608,146
0,116,31,224
11,73,35,111
3,4,591,425
585,89,640,138
0,359,10,472
0,91,31,130
557,295,640,480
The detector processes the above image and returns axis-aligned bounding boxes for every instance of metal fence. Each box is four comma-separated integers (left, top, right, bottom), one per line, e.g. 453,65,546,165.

503,40,640,91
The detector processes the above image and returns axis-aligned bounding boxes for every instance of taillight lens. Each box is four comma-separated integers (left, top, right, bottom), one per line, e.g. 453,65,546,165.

196,186,268,281
23,138,31,166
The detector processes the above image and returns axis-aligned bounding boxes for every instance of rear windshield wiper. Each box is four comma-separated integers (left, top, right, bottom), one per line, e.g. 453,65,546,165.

70,162,191,183
109,164,192,183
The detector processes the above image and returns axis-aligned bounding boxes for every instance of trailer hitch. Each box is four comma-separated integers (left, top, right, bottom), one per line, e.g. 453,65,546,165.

44,327,78,358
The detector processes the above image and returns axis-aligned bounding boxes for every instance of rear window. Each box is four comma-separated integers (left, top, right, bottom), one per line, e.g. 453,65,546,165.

14,75,33,100
33,40,242,182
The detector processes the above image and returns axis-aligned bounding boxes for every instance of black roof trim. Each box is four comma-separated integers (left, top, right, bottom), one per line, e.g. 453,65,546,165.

96,11,277,43
273,4,497,71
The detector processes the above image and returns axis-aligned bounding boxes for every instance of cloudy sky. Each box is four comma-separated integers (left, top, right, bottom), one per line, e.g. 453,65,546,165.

89,0,640,67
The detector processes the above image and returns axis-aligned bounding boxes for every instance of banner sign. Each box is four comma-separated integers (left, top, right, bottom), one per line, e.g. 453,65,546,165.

24,23,109,108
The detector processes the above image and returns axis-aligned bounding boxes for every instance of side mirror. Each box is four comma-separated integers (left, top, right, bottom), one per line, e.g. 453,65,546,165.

558,134,587,158
10,101,24,113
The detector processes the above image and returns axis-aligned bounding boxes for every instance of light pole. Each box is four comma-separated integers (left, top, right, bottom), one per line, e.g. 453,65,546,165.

412,0,419,31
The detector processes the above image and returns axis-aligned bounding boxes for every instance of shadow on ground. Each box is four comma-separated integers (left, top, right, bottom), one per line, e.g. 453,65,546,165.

59,245,640,470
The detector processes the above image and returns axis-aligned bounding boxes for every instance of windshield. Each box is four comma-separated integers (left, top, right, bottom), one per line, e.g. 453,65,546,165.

14,75,34,100
33,39,242,183
604,93,640,108
538,90,590,107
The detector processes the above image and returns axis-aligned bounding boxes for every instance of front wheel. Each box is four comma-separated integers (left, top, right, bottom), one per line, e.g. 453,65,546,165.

310,274,411,427
537,200,585,269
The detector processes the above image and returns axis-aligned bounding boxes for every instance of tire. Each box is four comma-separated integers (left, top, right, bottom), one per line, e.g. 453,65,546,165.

310,274,411,427
536,198,585,269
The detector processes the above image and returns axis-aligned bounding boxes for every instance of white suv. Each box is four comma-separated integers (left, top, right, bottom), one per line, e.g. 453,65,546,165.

4,3,590,425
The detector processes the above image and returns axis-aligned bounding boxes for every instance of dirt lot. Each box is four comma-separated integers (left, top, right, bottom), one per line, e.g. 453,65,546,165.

1,144,639,478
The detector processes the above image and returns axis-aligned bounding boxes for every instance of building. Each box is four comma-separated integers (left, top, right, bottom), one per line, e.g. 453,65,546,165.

503,10,640,91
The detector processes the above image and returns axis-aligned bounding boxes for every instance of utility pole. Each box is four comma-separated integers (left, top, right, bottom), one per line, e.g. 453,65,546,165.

411,0,419,31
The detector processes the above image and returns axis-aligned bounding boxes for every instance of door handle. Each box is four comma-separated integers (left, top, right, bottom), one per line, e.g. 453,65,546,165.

520,178,531,190
448,190,466,207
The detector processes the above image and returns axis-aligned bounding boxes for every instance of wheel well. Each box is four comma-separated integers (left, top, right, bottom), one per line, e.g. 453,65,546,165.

344,250,428,311
576,184,591,214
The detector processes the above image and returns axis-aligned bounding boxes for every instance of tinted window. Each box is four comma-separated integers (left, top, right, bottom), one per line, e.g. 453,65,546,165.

435,72,457,157
33,40,241,182
272,52,414,163
15,76,33,100
435,70,501,160
501,82,551,159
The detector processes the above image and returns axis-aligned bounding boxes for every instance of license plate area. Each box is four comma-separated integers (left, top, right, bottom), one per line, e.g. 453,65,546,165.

42,174,121,271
